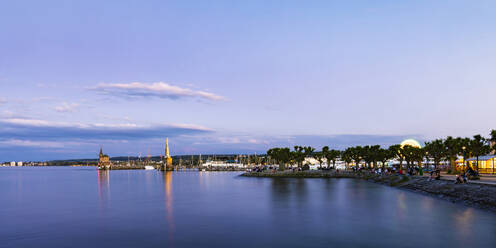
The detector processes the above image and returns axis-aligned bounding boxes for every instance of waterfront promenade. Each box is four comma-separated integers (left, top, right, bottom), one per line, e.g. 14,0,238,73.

437,172,496,186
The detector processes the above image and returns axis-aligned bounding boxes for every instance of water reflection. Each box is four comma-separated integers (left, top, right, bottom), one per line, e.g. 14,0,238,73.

163,171,175,243
455,208,474,241
396,192,407,219
4,168,496,248
97,170,110,209
270,178,308,216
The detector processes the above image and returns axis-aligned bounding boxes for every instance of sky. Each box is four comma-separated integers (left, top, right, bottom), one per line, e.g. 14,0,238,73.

1,0,495,161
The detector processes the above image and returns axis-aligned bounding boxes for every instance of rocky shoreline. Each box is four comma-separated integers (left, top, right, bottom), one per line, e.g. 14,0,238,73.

241,171,496,213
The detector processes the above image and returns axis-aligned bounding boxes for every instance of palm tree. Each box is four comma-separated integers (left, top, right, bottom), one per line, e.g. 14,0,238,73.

302,146,315,170
304,146,315,156
314,151,324,169
322,146,330,168
341,149,352,169
293,146,305,169
329,149,341,169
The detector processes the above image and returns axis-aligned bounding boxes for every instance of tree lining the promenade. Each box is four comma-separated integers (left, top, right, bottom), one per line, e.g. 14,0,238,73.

266,130,496,172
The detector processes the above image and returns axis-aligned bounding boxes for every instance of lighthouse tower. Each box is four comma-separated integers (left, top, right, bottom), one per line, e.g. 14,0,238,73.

165,138,173,171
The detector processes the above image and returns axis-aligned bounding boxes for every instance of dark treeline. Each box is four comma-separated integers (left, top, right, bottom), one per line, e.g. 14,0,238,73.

47,154,267,167
267,130,496,173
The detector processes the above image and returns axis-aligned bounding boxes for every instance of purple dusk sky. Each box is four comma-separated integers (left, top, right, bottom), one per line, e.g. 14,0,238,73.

1,0,495,161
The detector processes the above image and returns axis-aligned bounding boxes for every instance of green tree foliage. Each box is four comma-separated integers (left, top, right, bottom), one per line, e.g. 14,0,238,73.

322,146,341,169
347,146,363,168
470,134,491,172
377,148,393,169
424,139,446,169
444,136,462,171
388,144,403,169
314,151,324,169
490,130,496,154
267,147,292,171
341,149,352,169
293,146,305,169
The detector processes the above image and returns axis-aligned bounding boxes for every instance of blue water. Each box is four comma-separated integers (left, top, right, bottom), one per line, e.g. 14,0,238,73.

1,167,495,248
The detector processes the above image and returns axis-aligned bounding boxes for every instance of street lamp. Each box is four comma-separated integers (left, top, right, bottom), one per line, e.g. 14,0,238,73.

462,146,466,172
425,151,429,169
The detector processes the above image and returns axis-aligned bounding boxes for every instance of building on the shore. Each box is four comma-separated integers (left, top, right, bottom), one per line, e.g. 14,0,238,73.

98,148,112,169
201,160,246,169
10,161,16,166
164,138,173,171
466,155,496,174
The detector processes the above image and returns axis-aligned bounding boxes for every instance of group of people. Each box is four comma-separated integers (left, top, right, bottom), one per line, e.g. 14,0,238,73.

428,169,441,181
455,172,468,184
353,166,426,177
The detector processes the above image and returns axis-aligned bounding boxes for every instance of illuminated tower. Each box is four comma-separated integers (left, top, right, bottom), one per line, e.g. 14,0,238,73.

165,138,173,171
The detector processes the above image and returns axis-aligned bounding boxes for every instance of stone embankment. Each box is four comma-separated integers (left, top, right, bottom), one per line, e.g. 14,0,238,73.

242,171,496,212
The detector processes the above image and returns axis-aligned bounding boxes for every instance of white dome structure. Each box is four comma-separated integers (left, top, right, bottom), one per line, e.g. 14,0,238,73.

400,139,422,148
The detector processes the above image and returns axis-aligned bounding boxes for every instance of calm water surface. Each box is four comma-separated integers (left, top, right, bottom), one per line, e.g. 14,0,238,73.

1,167,496,248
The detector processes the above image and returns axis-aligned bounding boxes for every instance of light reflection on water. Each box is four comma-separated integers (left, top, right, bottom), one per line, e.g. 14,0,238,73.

163,171,174,243
1,167,496,248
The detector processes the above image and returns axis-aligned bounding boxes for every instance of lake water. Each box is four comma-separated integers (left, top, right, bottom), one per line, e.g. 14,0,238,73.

1,167,496,248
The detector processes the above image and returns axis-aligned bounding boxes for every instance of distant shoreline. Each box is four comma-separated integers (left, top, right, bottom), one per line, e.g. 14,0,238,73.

241,170,496,213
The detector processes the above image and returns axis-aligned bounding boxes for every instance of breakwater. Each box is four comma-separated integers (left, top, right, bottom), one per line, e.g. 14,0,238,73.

242,171,496,212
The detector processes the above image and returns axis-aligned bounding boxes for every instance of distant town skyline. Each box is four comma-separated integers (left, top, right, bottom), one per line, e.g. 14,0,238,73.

1,0,495,160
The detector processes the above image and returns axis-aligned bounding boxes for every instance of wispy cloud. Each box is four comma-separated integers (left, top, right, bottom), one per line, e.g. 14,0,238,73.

91,82,225,101
55,102,80,113
0,118,213,141
0,139,65,148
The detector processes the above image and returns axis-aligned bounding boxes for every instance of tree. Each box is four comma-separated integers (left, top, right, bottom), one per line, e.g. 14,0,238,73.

490,130,496,154
302,146,315,170
329,149,341,169
323,146,340,169
377,148,393,169
267,147,292,171
361,146,375,168
444,136,462,171
412,147,425,168
348,146,363,169
341,149,352,169
368,145,381,168
424,139,445,169
388,144,403,170
293,146,306,169
470,134,491,173
402,145,416,170
322,146,330,168
304,146,315,157
314,151,324,169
